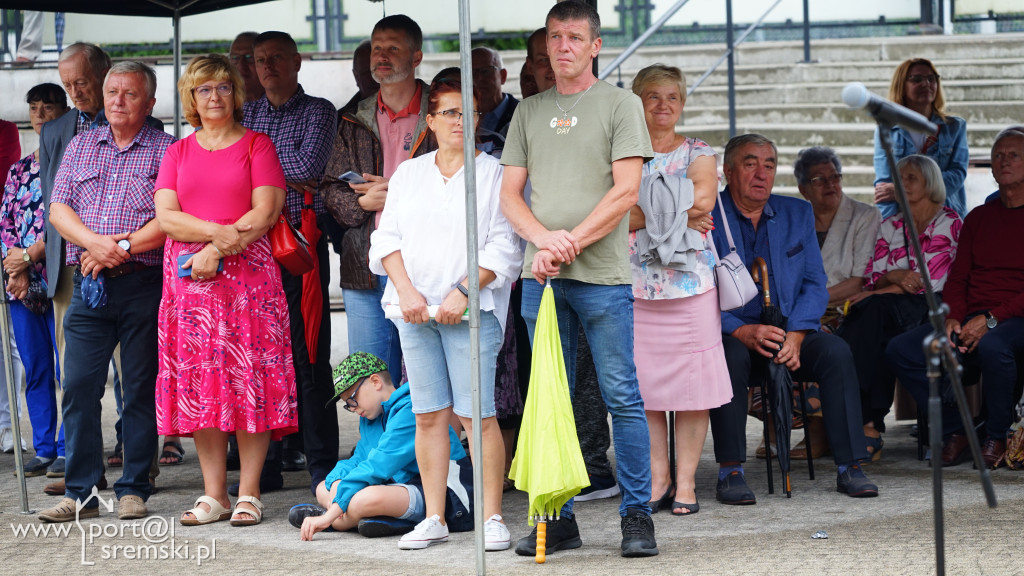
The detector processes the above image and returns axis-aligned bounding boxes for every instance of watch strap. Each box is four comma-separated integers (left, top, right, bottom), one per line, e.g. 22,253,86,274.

456,283,469,297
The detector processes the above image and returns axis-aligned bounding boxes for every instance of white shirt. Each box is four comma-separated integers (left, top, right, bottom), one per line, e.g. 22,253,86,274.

368,151,523,331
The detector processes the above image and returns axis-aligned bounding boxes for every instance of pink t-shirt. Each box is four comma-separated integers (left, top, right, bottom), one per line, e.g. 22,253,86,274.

375,87,422,228
155,129,285,221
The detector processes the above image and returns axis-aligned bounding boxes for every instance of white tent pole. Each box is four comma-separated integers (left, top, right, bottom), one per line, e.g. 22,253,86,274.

1,278,31,513
457,0,485,573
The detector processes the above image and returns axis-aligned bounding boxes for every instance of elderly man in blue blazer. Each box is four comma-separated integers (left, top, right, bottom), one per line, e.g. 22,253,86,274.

708,134,878,505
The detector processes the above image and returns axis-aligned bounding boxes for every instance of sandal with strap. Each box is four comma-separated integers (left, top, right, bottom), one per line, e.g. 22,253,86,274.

159,440,185,466
230,495,264,527
180,495,232,526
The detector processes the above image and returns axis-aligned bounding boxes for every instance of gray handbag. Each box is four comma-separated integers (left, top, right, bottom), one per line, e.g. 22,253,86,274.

709,192,758,311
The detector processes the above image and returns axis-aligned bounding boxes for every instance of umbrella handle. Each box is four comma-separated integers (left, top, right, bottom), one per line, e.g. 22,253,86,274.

751,256,771,306
536,521,546,564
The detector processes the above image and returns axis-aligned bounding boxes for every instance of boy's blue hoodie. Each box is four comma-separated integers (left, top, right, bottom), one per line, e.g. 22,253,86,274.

324,383,467,512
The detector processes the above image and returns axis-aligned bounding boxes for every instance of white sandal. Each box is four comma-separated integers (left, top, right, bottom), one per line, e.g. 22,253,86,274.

230,495,264,527
180,495,232,526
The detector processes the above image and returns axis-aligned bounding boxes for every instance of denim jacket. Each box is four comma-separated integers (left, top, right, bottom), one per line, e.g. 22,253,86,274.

873,114,968,219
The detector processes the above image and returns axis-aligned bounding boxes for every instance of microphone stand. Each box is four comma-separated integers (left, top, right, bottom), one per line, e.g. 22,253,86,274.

876,120,997,576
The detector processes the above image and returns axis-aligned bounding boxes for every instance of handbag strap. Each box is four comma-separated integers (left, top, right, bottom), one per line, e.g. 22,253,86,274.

716,190,739,254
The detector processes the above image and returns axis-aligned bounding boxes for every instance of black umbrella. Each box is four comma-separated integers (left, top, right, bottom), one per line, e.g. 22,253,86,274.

751,257,794,496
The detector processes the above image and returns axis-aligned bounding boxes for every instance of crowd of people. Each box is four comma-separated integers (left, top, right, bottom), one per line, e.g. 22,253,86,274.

2,0,1022,561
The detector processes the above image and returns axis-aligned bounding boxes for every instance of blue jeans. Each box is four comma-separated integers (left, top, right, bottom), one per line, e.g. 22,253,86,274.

9,301,64,459
343,275,402,383
393,311,502,418
63,267,160,505
521,279,652,517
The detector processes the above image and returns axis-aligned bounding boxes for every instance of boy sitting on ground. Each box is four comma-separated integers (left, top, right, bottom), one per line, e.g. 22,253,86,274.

290,352,473,541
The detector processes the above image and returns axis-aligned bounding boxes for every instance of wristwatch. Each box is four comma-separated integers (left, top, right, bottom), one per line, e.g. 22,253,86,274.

21,249,30,263
456,283,469,297
117,239,131,254
985,312,998,329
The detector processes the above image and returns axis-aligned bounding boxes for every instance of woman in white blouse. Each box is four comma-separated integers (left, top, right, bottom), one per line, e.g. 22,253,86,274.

368,78,521,551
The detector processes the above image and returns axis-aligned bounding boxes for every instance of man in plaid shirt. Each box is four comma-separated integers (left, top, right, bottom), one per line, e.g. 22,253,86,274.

242,31,339,494
41,61,174,523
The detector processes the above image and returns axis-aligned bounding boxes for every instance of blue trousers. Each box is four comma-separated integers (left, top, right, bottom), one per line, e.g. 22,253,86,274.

342,274,403,384
9,300,64,459
62,267,160,504
887,317,1024,439
521,279,652,517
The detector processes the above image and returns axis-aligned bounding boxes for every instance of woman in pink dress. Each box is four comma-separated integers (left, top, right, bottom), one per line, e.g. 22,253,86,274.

628,65,732,516
154,55,297,527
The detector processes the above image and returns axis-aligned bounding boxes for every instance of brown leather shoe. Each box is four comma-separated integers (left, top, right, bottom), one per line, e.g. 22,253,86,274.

43,475,108,496
941,434,970,467
981,438,1006,469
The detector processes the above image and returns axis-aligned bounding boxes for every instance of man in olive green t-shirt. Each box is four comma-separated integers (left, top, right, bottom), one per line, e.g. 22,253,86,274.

498,0,657,560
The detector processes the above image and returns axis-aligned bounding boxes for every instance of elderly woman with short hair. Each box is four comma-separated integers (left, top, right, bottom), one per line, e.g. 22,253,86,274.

154,54,297,527
838,154,961,460
627,64,732,516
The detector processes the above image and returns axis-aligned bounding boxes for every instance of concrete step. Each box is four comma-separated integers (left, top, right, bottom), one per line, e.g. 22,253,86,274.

684,79,1024,108
682,123,1006,149
593,58,1024,91
682,101,1024,126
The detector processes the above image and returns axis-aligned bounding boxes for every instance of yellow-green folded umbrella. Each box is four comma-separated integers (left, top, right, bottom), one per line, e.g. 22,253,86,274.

508,280,590,529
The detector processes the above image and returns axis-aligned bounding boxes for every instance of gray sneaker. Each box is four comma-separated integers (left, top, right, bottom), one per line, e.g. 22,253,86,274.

46,457,66,478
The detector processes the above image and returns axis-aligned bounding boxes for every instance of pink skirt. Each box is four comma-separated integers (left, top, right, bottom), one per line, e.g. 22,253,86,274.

634,288,733,412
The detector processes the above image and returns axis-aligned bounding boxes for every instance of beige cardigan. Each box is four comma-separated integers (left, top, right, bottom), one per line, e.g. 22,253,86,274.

820,195,882,287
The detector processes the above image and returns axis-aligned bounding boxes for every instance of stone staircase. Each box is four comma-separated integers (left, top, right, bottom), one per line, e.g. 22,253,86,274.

424,32,1024,205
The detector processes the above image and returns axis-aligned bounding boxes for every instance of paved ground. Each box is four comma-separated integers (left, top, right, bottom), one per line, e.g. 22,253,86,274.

1,311,1021,575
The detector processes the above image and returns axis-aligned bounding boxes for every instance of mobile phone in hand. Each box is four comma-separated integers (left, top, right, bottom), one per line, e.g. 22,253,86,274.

339,170,367,184
178,252,224,278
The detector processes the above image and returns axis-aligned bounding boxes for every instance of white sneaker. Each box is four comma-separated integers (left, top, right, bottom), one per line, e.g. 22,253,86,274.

398,514,449,550
0,427,22,454
484,514,511,551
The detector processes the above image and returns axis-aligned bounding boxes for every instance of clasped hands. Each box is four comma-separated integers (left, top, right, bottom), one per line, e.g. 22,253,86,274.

946,315,989,354
531,229,581,283
734,324,806,371
182,222,253,281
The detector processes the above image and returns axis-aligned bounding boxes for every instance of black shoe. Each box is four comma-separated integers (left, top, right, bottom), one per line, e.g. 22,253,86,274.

716,470,756,505
281,449,307,472
358,516,417,538
20,456,55,478
620,508,658,557
228,473,284,497
288,504,328,529
46,457,66,478
514,515,582,556
836,464,878,498
575,473,620,502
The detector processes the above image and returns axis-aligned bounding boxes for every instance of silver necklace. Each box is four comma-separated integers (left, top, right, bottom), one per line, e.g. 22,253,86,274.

554,81,595,120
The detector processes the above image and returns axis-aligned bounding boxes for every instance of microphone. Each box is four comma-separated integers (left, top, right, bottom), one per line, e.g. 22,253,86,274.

842,82,939,136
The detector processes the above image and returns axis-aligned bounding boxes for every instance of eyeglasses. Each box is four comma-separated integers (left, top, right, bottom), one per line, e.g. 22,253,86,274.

229,54,253,64
808,173,843,189
342,377,369,412
907,74,940,85
433,108,482,122
193,83,233,100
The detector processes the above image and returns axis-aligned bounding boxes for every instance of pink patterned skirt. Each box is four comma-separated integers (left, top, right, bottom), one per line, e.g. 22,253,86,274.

634,288,733,412
156,232,298,440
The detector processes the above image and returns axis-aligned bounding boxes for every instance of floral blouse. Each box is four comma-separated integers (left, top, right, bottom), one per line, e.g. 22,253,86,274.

1,154,47,284
863,206,961,293
629,138,718,300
